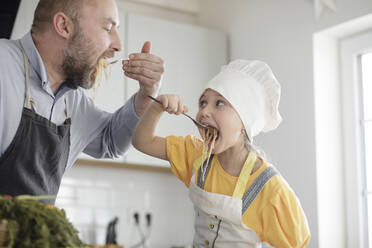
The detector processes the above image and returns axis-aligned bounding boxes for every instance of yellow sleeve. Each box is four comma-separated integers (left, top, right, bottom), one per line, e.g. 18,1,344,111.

261,187,310,248
166,135,203,187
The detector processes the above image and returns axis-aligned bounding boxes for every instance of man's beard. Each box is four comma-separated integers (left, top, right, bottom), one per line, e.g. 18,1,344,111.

61,24,98,89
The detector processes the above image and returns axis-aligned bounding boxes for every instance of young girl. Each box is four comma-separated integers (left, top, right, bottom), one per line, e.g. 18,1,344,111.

132,60,310,247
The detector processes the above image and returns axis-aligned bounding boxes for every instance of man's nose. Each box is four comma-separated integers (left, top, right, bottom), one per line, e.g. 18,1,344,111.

111,28,122,52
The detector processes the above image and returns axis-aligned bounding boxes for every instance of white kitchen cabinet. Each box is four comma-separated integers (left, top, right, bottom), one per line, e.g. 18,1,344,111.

82,13,127,114
78,13,128,161
122,13,227,166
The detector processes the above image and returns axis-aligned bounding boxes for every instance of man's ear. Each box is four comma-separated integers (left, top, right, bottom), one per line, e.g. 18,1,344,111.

53,12,74,39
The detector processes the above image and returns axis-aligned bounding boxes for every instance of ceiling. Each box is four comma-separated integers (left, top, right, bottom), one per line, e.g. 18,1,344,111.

0,0,21,38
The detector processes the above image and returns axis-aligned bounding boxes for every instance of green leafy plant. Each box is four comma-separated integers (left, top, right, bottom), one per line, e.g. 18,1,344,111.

0,195,89,248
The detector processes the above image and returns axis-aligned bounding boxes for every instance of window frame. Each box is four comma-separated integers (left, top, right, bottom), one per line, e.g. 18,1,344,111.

340,30,372,248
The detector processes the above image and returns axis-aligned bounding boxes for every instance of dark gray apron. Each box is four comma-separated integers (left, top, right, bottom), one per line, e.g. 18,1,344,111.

0,42,71,205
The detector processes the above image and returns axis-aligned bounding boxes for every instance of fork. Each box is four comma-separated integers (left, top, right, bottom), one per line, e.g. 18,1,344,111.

109,58,131,65
147,95,209,130
109,60,119,64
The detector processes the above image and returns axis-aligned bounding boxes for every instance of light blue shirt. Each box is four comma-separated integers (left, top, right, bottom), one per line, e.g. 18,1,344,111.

0,32,139,169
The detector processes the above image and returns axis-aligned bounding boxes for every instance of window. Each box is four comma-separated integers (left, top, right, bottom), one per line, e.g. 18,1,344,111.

314,16,372,247
361,53,372,247
340,30,372,248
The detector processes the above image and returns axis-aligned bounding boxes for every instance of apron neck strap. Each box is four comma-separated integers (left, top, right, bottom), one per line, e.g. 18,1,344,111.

64,96,70,119
232,151,257,199
194,150,258,200
19,41,35,111
19,41,70,119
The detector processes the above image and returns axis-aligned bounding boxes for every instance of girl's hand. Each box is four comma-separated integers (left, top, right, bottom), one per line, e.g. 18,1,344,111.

156,94,188,115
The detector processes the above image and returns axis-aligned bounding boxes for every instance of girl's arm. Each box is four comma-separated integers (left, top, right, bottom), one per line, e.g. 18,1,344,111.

132,94,187,160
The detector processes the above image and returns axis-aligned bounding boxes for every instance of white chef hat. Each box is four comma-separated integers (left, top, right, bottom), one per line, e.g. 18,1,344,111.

204,59,282,142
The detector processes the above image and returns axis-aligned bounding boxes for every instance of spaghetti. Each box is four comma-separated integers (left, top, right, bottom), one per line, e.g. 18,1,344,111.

200,127,218,181
92,58,111,99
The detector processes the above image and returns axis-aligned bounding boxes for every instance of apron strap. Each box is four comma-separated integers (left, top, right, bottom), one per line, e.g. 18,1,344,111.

232,151,257,199
241,166,278,214
19,41,70,119
197,154,214,189
19,41,36,111
195,150,258,198
64,96,70,119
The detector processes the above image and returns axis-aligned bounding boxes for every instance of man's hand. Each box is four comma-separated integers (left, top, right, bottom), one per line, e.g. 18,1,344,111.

122,41,164,116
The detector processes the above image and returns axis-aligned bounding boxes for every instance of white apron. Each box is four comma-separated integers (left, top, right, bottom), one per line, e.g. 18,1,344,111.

189,152,278,248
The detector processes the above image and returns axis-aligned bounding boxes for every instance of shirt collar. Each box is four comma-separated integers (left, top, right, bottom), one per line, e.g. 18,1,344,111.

19,32,77,99
19,32,49,86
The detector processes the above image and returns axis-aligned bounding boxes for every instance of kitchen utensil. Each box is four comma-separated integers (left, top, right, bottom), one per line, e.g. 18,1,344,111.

147,95,209,130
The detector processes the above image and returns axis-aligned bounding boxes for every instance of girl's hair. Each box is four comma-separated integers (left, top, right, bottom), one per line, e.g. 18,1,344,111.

243,132,268,162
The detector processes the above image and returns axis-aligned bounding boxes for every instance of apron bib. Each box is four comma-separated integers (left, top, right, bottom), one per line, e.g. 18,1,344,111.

189,152,278,247
0,42,71,205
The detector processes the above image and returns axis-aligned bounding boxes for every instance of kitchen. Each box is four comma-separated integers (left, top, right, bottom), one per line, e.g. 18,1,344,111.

2,0,372,247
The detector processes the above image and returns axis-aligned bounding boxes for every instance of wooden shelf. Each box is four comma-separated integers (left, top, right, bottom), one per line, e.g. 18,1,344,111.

75,159,172,173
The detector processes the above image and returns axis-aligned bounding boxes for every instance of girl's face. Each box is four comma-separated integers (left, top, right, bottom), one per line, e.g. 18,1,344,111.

196,89,245,154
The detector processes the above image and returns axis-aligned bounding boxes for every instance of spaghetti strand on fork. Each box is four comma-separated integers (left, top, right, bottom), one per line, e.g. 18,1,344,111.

201,127,218,182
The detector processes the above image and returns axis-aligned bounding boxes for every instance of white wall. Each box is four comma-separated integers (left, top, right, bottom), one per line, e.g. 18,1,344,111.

116,0,198,25
197,0,372,247
56,164,194,247
11,0,197,40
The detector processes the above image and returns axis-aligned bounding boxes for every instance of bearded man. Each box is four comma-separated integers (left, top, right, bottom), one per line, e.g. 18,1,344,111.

0,0,165,204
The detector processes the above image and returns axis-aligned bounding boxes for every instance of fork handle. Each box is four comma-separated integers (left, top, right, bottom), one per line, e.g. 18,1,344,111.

147,95,207,129
147,95,162,105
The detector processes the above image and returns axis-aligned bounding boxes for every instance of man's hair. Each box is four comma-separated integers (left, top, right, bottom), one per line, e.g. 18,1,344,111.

31,0,84,34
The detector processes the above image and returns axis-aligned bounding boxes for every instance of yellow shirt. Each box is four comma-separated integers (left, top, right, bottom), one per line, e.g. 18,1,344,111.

166,135,310,248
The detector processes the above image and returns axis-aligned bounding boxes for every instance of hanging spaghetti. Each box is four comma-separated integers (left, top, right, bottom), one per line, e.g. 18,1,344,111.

200,127,218,181
92,58,111,100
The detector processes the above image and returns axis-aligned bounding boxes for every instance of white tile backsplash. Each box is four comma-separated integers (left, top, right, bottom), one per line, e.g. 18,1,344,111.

56,162,194,248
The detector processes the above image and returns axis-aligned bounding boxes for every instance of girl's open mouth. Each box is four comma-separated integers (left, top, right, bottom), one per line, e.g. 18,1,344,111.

204,127,220,147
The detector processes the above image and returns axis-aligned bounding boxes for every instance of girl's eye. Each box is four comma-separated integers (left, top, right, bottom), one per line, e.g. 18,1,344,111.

199,100,207,108
216,100,225,106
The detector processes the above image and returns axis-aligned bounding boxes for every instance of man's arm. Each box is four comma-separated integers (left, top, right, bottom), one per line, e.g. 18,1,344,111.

78,93,139,159
0,39,27,157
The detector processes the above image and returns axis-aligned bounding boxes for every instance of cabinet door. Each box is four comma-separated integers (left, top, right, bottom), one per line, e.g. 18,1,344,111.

79,12,127,161
82,13,126,113
123,13,227,166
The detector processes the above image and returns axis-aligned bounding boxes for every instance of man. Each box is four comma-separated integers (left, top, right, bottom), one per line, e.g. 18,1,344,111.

0,0,164,204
